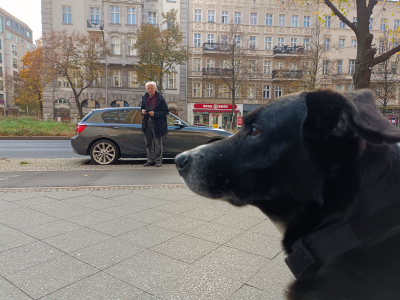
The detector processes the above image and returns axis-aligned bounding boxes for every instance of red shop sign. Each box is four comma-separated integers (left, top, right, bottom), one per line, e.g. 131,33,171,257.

194,104,237,110
237,117,243,126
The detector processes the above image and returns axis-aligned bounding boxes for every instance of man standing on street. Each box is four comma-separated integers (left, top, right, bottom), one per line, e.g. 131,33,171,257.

141,81,169,167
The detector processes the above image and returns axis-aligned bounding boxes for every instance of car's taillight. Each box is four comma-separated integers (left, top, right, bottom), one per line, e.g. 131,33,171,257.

76,124,87,135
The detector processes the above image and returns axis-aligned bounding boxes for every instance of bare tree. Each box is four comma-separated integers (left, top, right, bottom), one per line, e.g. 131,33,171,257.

42,30,107,119
202,24,261,129
370,31,400,114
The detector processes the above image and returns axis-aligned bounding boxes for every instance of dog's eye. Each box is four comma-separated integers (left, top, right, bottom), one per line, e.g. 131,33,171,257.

250,126,261,136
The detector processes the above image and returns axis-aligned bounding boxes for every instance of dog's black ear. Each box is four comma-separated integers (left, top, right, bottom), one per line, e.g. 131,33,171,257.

304,89,400,144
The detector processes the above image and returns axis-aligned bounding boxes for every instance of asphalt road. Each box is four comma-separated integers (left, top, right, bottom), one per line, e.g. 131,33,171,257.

0,169,183,188
0,140,82,159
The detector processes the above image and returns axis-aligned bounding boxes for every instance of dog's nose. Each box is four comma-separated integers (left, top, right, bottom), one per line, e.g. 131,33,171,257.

175,153,190,172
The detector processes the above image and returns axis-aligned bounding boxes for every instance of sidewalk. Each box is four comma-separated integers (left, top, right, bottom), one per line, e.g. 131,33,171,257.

0,184,293,300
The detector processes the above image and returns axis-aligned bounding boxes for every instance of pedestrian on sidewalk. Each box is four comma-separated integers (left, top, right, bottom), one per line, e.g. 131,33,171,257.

141,81,169,167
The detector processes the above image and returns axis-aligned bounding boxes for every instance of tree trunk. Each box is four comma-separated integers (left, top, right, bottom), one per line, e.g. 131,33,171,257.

354,41,374,89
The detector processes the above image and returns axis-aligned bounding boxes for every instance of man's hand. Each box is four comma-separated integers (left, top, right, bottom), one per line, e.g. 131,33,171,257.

142,109,147,114
149,111,155,117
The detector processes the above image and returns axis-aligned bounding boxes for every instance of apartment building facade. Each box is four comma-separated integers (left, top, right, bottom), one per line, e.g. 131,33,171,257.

41,0,188,122
187,0,400,129
0,8,34,117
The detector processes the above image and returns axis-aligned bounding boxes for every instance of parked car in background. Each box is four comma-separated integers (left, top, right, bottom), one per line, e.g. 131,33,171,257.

71,107,234,165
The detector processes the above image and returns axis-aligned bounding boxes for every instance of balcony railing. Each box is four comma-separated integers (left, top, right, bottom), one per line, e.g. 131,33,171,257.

203,43,231,51
272,69,304,79
273,45,305,55
202,67,233,76
87,20,104,30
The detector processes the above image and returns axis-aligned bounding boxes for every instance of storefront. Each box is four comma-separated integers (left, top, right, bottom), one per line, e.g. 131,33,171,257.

243,104,263,116
188,103,243,129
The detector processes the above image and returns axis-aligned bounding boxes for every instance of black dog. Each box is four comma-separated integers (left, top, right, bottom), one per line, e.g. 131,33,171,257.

175,89,400,300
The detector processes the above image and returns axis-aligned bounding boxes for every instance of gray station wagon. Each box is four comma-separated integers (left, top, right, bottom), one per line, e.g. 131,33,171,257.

71,107,234,165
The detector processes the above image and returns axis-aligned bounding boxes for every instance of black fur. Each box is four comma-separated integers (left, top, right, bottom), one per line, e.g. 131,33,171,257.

175,89,400,300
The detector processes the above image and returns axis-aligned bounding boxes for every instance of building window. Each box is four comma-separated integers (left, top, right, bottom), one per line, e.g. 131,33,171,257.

0,39,1,49
291,38,297,47
381,19,386,30
348,84,354,91
304,16,310,28
324,38,330,50
379,41,385,53
234,12,242,24
13,58,17,68
277,61,283,69
338,60,343,74
303,38,309,51
369,18,373,30
278,37,284,46
248,86,255,98
194,10,201,22
221,11,228,24
250,60,256,73
219,84,228,98
206,59,214,68
6,20,11,27
208,11,215,23
110,6,120,24
7,32,12,40
127,37,136,55
290,62,296,71
279,14,285,26
349,60,355,74
127,71,138,87
27,31,30,38
111,36,121,55
12,45,17,56
21,39,23,46
250,36,256,49
0,16,2,33
266,14,272,26
353,17,357,24
352,39,357,48
325,16,331,28
337,84,342,90
207,34,214,43
91,7,100,23
234,35,241,48
263,85,270,99
206,84,213,98
167,72,176,89
127,7,136,25
265,37,272,50
323,61,328,75
0,81,3,91
27,43,31,50
292,15,298,27
275,86,282,98
112,70,122,87
15,37,18,43
193,58,201,71
339,39,345,48
62,6,72,24
395,20,399,30
148,12,156,25
250,13,257,25
340,21,346,29
193,83,201,97
194,33,201,47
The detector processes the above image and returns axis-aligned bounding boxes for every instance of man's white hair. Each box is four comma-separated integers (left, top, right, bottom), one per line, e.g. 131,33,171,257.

145,82,157,90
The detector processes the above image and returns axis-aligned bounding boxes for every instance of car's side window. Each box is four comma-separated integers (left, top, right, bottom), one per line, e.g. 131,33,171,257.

121,110,141,124
167,114,177,126
102,111,120,123
85,112,105,123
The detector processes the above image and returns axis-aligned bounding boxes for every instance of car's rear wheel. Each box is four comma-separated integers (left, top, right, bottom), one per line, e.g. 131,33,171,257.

90,140,119,165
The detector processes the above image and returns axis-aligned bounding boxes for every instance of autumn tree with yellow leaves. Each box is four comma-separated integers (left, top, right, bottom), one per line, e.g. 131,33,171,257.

42,30,106,119
288,0,400,89
133,9,188,93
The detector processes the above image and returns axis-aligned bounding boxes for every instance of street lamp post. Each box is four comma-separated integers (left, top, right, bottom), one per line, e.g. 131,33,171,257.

101,0,108,107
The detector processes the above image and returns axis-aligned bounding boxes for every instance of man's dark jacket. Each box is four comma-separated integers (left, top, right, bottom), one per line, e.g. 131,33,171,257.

141,91,169,138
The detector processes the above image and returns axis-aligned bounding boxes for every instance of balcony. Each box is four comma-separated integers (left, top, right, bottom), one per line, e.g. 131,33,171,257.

87,20,104,30
272,69,304,79
202,67,233,76
273,45,305,56
203,43,231,52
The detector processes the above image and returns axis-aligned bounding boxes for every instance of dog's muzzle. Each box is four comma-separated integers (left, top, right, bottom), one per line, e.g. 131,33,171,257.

175,152,191,174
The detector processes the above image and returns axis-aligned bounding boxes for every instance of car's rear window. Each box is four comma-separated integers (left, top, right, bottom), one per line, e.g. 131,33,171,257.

102,110,141,124
83,112,105,123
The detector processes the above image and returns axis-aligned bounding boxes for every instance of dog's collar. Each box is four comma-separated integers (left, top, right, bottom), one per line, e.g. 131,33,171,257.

285,202,400,279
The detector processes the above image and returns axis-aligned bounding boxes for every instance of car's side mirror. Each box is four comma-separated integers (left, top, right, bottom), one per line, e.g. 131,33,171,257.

174,120,184,127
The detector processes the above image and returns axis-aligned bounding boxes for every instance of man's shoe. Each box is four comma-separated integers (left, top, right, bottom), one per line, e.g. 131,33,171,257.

155,162,162,167
143,162,155,167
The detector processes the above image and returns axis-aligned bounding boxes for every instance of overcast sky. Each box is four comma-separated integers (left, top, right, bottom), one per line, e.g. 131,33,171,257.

2,0,42,42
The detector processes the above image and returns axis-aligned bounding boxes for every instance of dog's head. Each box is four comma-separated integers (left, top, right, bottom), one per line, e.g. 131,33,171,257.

176,89,400,221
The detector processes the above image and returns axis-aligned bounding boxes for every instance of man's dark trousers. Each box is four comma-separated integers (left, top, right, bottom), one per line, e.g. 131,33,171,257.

144,118,163,164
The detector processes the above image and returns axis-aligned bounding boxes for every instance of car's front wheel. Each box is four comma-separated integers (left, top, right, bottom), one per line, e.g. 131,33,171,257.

90,140,119,165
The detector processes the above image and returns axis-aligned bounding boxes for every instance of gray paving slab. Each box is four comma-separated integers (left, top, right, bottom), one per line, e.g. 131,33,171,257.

0,185,293,300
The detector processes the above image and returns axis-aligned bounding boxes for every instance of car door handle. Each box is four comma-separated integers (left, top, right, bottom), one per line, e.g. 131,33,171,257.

112,126,119,129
